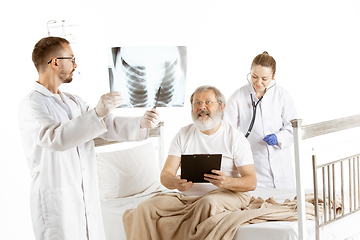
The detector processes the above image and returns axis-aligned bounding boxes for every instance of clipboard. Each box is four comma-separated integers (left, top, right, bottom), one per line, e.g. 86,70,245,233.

181,154,222,183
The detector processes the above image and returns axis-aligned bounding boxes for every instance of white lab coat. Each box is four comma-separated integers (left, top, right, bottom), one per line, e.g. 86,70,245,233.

18,82,148,240
223,83,298,188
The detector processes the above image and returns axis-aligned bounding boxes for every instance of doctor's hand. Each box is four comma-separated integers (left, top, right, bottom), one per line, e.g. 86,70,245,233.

263,134,278,146
204,170,228,188
174,175,194,191
140,107,160,129
95,92,123,119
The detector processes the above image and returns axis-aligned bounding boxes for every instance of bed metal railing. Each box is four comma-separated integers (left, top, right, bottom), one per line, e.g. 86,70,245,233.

312,153,360,240
291,114,360,240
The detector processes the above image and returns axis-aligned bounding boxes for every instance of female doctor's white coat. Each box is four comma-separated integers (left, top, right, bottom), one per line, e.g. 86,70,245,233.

18,83,148,240
223,83,298,188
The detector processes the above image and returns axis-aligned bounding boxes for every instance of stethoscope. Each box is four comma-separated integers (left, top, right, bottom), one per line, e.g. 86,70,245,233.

244,73,276,138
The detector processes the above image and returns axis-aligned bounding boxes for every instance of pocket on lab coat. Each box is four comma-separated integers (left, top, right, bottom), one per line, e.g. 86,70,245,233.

40,185,80,228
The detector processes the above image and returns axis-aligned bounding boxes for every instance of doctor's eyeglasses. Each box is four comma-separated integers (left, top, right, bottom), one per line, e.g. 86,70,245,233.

48,56,76,64
192,101,220,107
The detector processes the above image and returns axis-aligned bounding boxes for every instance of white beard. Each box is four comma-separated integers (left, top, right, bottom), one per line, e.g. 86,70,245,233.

192,109,222,131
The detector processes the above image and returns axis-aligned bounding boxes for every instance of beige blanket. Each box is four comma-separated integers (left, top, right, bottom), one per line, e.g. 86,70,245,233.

123,188,338,240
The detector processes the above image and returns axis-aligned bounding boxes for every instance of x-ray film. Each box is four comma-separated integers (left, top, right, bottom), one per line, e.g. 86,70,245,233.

108,46,187,108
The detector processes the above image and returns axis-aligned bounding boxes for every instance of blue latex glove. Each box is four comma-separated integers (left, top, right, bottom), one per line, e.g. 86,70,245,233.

263,134,278,146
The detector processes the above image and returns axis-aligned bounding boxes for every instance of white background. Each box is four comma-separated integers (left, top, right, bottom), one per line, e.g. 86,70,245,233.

1,0,360,239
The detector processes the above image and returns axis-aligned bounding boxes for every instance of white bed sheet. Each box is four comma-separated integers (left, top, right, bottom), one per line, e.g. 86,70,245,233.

235,188,360,240
101,187,360,240
101,182,168,240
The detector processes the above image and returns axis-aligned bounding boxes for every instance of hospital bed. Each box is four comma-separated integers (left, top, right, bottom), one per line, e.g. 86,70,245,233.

94,116,360,240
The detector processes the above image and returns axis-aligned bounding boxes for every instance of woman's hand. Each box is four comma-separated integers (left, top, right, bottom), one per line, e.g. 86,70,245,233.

263,134,278,145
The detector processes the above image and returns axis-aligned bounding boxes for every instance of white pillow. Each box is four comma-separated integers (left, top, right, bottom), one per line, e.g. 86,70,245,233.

96,142,160,200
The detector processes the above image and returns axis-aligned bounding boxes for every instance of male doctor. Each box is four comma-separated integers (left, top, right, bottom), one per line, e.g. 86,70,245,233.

18,36,160,240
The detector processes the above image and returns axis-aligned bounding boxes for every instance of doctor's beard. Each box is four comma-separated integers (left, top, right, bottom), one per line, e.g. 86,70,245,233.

60,69,75,84
192,109,222,131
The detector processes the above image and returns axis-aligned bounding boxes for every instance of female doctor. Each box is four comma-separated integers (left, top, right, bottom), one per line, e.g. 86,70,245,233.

223,51,298,188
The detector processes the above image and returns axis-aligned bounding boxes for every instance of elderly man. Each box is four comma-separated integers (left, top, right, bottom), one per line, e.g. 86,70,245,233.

123,85,256,240
161,85,256,196
18,36,160,240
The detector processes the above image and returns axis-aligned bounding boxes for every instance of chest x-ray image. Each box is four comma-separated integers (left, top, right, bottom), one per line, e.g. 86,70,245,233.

108,46,187,108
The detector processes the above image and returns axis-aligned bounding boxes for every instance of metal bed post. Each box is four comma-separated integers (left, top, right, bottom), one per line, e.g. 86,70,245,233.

158,121,165,170
148,122,165,171
291,119,306,240
358,156,360,209
312,154,320,240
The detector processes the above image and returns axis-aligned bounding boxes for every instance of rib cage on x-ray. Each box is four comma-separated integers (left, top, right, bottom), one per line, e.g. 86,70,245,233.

156,59,177,107
108,46,187,108
121,57,179,107
122,59,148,107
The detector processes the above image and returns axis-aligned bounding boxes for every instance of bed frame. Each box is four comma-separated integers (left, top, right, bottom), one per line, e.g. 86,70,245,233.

94,117,360,240
291,115,360,240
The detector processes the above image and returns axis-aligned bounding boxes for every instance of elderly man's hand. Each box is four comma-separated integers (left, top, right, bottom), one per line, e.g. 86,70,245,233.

204,170,229,188
174,175,194,191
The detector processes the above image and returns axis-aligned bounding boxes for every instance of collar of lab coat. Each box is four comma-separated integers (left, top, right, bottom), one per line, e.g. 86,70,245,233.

34,81,58,97
247,83,256,95
34,82,70,101
246,83,259,101
34,82,77,118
